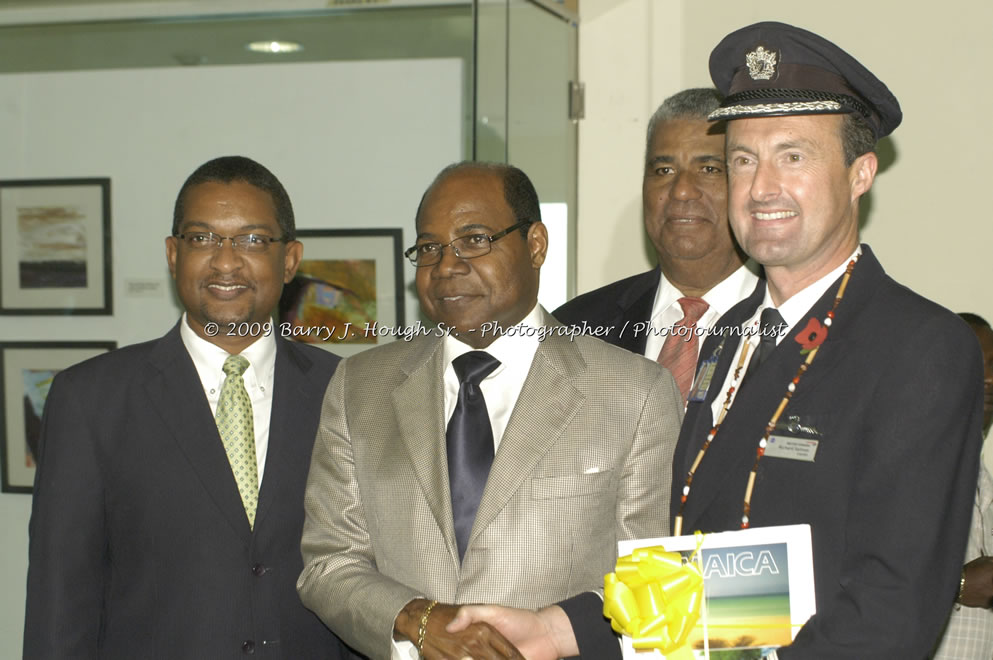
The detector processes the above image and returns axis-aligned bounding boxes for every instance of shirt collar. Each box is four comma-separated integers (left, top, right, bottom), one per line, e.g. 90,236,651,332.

750,246,862,343
651,263,760,322
443,303,543,374
179,313,277,392
701,264,760,317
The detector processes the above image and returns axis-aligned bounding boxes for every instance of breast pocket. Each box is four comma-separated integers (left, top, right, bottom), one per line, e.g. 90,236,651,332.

530,470,615,499
529,470,618,595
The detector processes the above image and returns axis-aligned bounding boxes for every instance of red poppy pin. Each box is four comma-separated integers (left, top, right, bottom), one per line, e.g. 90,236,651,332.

795,318,828,354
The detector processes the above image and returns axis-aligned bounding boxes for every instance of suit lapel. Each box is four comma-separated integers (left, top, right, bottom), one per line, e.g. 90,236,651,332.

469,329,585,546
614,269,660,355
701,278,766,412
685,331,808,524
682,255,874,529
392,336,459,560
679,281,765,475
677,280,770,527
143,325,253,545
255,338,321,532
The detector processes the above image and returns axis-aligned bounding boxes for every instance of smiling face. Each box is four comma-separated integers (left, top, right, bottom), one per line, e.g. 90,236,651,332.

726,114,876,299
414,169,547,348
165,180,302,352
643,118,735,267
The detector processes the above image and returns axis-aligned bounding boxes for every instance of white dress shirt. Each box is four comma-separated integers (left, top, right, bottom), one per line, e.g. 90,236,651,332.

708,247,861,426
644,264,759,361
180,313,276,488
442,304,543,449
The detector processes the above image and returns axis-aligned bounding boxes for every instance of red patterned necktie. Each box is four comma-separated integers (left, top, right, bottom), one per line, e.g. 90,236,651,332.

656,296,710,403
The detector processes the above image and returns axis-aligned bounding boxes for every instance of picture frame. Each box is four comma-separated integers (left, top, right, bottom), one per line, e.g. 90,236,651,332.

0,341,116,493
0,178,112,315
279,228,405,357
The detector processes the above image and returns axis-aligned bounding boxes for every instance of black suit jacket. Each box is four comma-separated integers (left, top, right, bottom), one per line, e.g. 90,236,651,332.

23,324,350,660
672,246,984,658
553,268,661,354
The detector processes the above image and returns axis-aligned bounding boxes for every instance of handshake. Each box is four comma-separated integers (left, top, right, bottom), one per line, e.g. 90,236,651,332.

394,599,580,660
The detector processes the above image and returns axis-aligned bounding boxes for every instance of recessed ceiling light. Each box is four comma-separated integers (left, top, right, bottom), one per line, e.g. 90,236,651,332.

246,41,303,54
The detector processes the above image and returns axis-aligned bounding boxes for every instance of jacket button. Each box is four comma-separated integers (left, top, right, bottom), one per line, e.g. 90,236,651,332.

252,563,266,576
242,640,255,654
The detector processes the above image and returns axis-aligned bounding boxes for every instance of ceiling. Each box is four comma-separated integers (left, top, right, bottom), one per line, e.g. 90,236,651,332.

0,0,470,20
0,0,155,5
0,2,474,72
0,0,575,73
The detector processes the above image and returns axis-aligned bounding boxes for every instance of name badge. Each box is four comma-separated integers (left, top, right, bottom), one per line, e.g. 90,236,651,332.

687,353,718,403
765,435,819,462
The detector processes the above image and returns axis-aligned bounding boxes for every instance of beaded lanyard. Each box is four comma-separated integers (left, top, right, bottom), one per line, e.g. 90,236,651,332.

673,256,858,536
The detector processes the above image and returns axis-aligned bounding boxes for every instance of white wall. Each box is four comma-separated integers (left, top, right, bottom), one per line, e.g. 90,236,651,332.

577,0,672,288
0,57,462,659
578,0,993,328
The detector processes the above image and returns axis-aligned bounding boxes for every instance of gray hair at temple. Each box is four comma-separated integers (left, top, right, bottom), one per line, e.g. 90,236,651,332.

645,88,724,159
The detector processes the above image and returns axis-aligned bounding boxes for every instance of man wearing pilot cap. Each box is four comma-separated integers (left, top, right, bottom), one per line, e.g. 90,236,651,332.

445,22,984,659
668,21,985,658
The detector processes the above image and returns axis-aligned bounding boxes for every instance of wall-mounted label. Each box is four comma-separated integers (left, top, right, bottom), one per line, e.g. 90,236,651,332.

125,279,165,298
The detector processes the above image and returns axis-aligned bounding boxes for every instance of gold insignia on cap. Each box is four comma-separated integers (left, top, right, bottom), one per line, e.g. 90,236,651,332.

746,46,777,80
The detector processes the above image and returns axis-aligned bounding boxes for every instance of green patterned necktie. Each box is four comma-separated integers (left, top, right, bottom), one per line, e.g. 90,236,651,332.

216,354,258,529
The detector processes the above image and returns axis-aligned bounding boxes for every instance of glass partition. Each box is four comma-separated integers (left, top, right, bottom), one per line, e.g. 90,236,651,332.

507,0,578,306
475,0,578,305
0,0,577,343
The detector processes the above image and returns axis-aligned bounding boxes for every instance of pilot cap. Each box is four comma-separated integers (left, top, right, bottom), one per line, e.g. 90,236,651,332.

708,21,901,139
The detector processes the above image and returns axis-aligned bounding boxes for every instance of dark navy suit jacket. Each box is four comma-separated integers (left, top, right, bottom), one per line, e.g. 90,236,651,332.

553,268,662,355
673,246,984,658
24,324,352,660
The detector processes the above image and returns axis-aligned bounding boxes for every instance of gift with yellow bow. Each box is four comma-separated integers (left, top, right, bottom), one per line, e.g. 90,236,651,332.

603,535,705,660
605,525,816,659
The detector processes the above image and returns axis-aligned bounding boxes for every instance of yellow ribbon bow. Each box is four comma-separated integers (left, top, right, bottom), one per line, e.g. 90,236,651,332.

603,533,705,659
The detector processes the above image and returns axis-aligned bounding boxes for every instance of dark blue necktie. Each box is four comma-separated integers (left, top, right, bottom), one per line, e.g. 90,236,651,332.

446,351,500,561
740,307,786,391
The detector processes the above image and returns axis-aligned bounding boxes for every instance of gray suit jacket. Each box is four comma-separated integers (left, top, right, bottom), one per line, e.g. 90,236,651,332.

298,310,682,659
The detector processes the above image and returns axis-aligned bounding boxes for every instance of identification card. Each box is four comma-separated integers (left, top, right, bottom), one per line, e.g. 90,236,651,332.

687,353,718,403
765,435,819,462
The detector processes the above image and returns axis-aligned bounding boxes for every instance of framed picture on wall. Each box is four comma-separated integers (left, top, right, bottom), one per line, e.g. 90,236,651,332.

0,178,112,315
0,341,116,493
278,228,405,357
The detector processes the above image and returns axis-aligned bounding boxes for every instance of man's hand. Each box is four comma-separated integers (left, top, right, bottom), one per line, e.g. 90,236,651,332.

959,556,993,608
395,598,523,660
446,604,578,660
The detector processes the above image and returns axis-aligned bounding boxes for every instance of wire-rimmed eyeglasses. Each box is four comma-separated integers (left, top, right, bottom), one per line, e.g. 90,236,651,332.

404,219,531,267
173,231,290,253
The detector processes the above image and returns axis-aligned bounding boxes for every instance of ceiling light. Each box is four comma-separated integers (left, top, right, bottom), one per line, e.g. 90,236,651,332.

246,41,303,54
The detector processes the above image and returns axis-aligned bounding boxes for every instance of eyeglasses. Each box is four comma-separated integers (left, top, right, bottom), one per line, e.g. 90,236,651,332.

174,231,290,253
404,219,531,267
